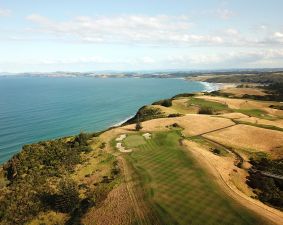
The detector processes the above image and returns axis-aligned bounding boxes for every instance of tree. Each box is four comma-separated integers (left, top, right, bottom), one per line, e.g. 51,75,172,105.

135,113,142,131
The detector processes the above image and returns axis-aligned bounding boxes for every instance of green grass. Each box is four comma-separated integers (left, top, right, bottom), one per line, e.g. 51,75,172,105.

127,131,266,225
123,134,146,148
188,98,230,112
235,109,274,120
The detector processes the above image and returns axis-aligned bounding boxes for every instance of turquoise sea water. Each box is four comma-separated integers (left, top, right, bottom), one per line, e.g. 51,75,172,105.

0,77,209,164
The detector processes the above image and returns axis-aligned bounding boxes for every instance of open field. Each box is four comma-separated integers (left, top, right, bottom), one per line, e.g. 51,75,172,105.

236,117,283,129
171,98,198,114
123,114,235,136
126,131,267,225
203,124,283,156
216,112,249,119
196,95,271,110
224,87,267,96
196,95,283,118
188,97,230,112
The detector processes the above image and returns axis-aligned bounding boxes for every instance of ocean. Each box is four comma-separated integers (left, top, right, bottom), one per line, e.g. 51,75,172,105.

0,76,214,164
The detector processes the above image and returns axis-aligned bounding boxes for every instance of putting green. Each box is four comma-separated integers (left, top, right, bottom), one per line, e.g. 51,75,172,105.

126,131,266,225
123,134,146,148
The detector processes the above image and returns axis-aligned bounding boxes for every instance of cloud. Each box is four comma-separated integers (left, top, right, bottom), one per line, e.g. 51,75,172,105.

26,14,231,46
163,49,283,68
3,49,282,70
25,14,281,48
262,31,283,44
274,32,283,38
0,8,11,17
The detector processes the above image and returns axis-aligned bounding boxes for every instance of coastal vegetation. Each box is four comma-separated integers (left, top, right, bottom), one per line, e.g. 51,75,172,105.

0,132,120,225
152,98,172,107
124,105,166,124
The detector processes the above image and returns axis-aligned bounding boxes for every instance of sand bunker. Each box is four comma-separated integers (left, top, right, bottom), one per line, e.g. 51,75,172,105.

142,133,151,139
116,134,127,141
116,134,132,153
116,142,132,153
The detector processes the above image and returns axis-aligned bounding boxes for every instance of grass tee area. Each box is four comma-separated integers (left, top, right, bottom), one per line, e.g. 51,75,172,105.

126,131,265,225
188,97,229,112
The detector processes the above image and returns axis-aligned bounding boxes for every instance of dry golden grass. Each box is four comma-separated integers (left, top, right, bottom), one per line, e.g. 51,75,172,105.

196,95,271,110
264,107,283,117
82,183,135,225
236,117,283,129
116,114,235,136
178,114,235,136
216,112,249,119
230,169,256,197
203,124,283,153
222,87,267,97
149,104,179,115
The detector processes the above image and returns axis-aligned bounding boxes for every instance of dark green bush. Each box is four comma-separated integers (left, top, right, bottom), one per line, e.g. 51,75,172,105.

168,113,183,118
198,106,214,115
152,98,172,107
124,106,165,124
172,93,195,98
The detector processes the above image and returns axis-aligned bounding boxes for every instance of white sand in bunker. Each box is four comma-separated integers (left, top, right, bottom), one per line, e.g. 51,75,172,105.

137,114,235,136
116,142,132,153
203,124,283,152
142,133,151,139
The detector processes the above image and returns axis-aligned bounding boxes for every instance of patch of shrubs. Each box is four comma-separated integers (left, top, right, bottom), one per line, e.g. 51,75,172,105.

269,105,283,110
0,132,93,225
208,91,231,97
212,148,221,155
198,106,214,115
246,158,283,209
168,113,183,118
152,98,172,107
124,106,165,124
172,93,195,99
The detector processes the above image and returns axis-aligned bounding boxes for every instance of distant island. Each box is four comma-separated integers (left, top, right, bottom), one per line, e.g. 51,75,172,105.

0,73,282,225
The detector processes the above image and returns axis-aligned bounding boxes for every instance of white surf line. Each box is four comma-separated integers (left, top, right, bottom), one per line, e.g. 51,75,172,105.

112,115,135,127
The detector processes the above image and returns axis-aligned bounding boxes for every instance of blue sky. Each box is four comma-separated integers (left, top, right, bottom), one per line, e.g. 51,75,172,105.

0,0,283,72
